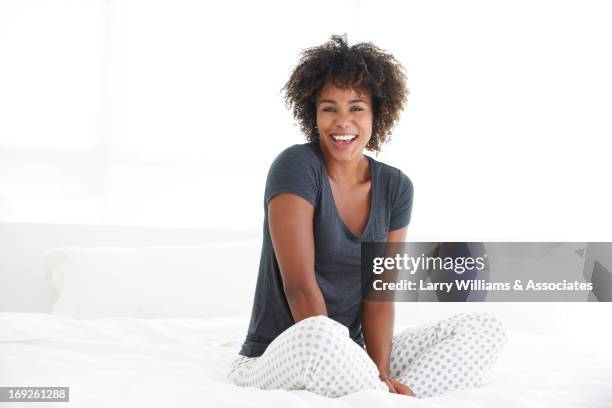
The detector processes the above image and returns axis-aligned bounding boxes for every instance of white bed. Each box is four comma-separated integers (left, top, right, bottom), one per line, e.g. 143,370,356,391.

1,224,611,407
1,312,611,408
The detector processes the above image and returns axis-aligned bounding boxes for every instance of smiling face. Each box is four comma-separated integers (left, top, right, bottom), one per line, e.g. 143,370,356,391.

315,83,373,163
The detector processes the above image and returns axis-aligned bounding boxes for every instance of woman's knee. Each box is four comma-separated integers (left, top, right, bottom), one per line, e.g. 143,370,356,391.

464,312,509,346
481,313,508,340
266,316,346,357
293,315,349,338
275,315,350,358
485,313,508,346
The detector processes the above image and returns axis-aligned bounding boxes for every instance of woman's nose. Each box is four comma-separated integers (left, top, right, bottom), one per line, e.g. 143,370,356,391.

334,112,354,127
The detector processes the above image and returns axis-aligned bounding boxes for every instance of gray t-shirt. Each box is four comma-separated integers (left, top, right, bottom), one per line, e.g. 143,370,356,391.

239,141,414,357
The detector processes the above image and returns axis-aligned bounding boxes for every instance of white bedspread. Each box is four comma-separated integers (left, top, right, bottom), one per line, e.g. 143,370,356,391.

0,313,610,407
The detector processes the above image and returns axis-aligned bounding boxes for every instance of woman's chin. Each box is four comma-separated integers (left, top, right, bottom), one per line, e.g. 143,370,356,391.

329,149,360,163
323,142,363,161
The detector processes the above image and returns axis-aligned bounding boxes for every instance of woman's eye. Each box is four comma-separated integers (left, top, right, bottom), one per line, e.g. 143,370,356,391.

321,107,363,112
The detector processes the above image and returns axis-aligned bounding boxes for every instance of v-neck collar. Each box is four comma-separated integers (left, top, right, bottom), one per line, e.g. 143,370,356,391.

313,142,376,241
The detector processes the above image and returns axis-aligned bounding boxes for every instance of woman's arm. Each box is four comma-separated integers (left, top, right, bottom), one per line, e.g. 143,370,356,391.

362,300,395,376
361,226,408,377
268,193,327,322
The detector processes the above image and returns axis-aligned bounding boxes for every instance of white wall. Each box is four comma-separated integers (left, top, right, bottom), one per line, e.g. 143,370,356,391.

1,0,611,239
357,0,612,241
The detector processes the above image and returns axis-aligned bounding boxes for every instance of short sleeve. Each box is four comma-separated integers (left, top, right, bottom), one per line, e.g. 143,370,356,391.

389,170,414,231
264,145,320,207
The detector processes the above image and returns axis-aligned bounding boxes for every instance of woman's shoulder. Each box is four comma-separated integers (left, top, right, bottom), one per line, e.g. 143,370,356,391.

264,142,322,206
370,156,413,191
373,158,414,228
269,141,322,172
274,141,320,161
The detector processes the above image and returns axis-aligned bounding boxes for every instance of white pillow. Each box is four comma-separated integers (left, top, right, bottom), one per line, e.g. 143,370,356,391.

43,239,262,319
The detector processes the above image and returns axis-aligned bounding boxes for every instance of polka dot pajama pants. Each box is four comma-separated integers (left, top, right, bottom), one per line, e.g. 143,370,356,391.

227,312,508,398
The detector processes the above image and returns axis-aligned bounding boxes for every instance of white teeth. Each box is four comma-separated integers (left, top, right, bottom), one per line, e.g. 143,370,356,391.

331,134,357,141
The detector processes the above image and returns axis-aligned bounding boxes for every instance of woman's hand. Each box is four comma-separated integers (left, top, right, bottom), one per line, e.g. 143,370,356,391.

379,374,414,396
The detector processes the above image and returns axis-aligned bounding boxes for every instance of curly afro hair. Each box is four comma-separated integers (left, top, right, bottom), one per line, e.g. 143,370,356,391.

282,33,409,152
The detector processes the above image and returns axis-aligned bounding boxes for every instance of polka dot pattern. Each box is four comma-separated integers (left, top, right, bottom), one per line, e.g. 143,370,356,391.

227,312,508,399
390,312,508,398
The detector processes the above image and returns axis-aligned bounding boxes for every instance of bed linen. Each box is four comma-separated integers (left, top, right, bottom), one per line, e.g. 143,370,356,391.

1,313,610,407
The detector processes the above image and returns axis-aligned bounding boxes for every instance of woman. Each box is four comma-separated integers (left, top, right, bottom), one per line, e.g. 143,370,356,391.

227,34,507,399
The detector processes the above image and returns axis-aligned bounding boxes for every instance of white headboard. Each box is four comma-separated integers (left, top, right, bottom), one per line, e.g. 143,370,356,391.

0,222,259,313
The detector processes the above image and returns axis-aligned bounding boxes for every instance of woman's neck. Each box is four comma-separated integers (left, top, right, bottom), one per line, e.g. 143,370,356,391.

321,151,370,186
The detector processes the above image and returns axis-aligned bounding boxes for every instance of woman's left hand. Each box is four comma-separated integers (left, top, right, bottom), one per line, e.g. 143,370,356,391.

380,374,414,396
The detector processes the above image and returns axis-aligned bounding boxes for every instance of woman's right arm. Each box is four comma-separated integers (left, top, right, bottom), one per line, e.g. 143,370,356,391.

268,193,327,323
